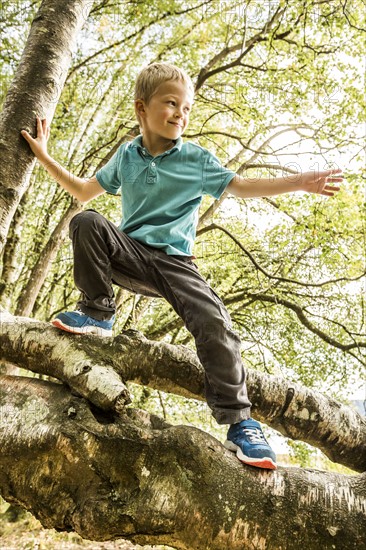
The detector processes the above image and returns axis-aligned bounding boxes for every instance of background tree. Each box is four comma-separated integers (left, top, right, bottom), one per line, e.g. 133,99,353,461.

0,0,93,253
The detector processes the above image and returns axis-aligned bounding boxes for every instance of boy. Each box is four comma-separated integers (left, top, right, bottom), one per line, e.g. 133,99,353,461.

21,62,342,470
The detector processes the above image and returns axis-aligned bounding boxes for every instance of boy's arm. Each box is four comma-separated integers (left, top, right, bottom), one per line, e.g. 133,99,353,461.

227,169,343,199
21,117,105,203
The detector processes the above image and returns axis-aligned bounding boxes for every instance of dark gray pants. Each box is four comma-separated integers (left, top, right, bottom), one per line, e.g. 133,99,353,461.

69,210,251,425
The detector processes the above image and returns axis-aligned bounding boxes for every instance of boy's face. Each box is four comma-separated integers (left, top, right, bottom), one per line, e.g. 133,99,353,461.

136,79,193,141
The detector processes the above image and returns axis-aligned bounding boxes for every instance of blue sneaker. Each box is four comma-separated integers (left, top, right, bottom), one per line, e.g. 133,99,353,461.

224,418,277,470
51,310,115,337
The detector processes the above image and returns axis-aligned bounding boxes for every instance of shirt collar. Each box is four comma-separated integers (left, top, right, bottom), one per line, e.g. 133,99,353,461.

131,135,183,155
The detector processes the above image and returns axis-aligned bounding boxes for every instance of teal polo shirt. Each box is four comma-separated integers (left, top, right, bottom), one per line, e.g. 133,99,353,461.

96,135,236,256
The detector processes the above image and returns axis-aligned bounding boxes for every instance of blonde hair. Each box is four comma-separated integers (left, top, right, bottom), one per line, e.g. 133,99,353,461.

134,62,194,104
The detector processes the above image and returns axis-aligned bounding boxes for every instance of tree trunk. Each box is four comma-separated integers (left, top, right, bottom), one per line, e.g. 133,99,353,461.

15,199,82,316
0,0,92,255
0,185,30,310
0,312,365,473
0,375,365,550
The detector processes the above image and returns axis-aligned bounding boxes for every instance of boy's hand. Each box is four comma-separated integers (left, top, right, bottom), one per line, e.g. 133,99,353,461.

21,117,50,161
299,169,343,196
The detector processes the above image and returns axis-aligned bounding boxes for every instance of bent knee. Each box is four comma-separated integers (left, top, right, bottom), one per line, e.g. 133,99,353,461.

69,209,103,233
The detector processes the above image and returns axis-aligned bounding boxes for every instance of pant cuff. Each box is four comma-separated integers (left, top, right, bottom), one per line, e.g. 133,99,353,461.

212,406,251,426
77,304,115,322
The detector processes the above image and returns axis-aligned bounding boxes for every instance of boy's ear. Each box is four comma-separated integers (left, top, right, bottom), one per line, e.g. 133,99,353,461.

135,99,146,117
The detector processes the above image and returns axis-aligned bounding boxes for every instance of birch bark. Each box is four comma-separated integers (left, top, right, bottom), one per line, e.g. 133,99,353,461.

0,0,93,254
0,375,365,550
1,312,365,473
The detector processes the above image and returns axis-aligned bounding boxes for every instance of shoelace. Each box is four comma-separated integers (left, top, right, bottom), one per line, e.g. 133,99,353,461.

243,427,267,444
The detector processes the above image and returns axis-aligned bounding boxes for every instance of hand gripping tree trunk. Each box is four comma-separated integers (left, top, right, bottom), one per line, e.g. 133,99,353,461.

0,313,365,549
0,0,93,255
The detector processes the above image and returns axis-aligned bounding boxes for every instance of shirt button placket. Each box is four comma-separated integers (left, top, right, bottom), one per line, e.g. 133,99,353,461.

147,161,157,185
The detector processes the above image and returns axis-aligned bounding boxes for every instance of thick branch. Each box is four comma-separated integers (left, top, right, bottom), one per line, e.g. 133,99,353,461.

0,313,365,472
0,376,365,550
0,311,130,412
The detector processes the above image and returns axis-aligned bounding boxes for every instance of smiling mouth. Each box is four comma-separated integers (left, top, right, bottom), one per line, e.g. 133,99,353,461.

169,122,182,128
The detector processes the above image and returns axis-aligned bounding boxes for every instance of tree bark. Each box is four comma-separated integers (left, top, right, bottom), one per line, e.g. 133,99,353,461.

0,311,130,412
14,199,83,316
0,312,365,473
0,186,30,309
0,0,93,255
0,375,365,550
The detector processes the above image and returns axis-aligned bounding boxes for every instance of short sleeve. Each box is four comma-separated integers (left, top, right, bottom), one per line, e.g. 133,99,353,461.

201,150,236,199
95,148,122,195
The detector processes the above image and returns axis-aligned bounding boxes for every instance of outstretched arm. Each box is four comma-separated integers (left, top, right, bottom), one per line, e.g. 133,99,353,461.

21,117,105,203
227,169,343,199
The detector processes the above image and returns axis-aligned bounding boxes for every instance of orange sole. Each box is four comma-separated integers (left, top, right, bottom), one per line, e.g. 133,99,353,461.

239,458,277,470
51,319,82,333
